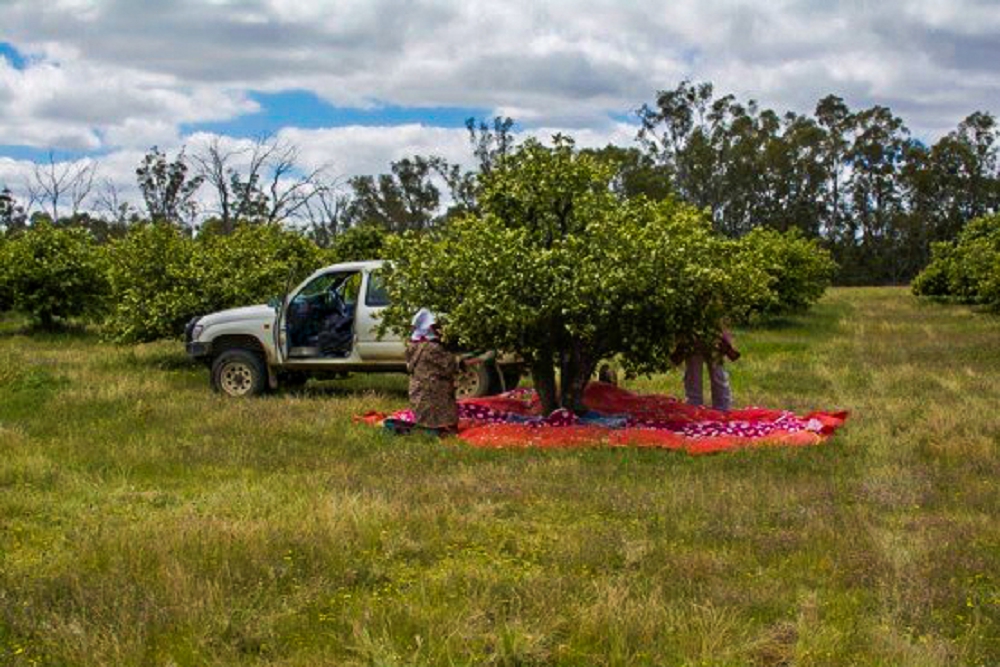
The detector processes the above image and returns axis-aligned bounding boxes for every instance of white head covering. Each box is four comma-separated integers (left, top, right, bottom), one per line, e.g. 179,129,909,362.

410,308,438,341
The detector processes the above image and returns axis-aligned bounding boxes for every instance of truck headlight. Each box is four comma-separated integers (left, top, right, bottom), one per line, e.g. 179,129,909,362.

190,324,205,341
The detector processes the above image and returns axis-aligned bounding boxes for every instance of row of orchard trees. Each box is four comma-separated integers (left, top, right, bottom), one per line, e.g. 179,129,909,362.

0,137,836,413
0,219,385,339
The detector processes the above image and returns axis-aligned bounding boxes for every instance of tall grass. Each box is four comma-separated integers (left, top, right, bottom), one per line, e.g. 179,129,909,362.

0,287,997,666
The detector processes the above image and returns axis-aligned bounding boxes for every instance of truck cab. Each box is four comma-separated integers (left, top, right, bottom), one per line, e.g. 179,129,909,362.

185,260,518,398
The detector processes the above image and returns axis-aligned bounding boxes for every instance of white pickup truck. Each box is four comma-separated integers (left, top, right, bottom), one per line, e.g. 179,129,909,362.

185,260,521,398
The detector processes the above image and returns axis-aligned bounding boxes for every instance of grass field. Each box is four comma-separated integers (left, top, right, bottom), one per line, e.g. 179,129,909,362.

0,287,997,666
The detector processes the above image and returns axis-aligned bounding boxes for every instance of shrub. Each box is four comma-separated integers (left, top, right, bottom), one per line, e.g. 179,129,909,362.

327,224,388,263
104,223,325,343
948,217,1000,304
195,223,324,315
0,222,107,328
911,242,955,298
912,214,1000,310
737,227,838,317
103,223,202,342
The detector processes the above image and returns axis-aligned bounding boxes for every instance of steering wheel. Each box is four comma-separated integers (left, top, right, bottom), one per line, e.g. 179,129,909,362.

327,288,347,316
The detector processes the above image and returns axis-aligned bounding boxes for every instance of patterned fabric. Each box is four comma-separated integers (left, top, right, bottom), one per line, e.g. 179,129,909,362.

360,381,848,455
406,340,459,429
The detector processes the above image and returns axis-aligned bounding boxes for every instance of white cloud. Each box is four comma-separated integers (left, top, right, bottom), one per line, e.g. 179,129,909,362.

277,125,475,177
0,48,255,151
0,0,997,159
0,121,637,218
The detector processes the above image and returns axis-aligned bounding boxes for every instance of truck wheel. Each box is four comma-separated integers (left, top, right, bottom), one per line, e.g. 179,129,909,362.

211,349,267,397
456,363,494,399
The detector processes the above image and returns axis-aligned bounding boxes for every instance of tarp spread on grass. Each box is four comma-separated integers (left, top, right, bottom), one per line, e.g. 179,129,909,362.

358,382,848,455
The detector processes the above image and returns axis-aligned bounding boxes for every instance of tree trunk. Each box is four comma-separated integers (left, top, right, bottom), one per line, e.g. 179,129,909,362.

559,342,597,416
531,358,558,416
530,342,598,416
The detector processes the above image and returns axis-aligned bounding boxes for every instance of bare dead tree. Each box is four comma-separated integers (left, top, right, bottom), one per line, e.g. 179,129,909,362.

193,135,330,232
263,142,330,224
95,178,136,226
27,153,97,220
302,178,350,247
191,136,244,230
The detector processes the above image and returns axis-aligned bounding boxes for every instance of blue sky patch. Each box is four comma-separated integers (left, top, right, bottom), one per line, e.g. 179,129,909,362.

0,42,29,70
182,89,491,138
609,111,641,126
0,145,112,163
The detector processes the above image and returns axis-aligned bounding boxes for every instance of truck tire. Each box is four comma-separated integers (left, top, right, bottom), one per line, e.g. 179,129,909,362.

211,349,267,397
456,363,494,399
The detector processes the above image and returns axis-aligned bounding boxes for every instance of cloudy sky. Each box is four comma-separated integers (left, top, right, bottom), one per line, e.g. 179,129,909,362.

2,0,999,207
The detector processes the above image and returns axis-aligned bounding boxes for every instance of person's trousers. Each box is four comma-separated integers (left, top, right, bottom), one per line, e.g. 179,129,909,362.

684,354,732,411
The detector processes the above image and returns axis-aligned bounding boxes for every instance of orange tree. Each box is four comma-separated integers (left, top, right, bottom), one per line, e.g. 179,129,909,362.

0,221,107,329
736,227,837,318
381,137,768,413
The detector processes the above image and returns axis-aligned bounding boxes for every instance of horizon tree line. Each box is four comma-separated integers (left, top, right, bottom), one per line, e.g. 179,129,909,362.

1,85,997,285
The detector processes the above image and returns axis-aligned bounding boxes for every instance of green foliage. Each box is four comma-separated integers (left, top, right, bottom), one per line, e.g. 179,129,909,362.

581,145,673,201
0,187,27,235
103,223,202,342
104,223,324,343
344,157,442,231
0,235,12,313
911,242,956,298
194,224,324,315
382,137,769,411
640,83,1000,285
913,214,1000,310
0,221,107,328
327,224,388,263
737,228,838,317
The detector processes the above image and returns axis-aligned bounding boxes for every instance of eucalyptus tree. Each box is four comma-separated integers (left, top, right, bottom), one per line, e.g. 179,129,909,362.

343,156,443,232
0,187,27,235
136,147,204,229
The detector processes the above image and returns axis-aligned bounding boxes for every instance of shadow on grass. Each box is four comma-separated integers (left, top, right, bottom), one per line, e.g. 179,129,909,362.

909,294,999,314
288,375,410,400
745,314,802,330
0,318,97,340
126,349,202,371
739,299,853,350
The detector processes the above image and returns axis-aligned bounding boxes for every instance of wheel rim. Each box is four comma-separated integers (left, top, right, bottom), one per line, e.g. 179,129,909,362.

220,360,256,396
455,367,482,399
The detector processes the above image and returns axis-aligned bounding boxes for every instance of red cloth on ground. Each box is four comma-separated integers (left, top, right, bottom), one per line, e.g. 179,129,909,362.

357,382,848,455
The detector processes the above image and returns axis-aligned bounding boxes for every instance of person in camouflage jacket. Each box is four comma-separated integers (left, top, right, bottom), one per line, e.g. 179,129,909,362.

406,309,460,434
